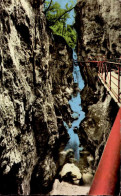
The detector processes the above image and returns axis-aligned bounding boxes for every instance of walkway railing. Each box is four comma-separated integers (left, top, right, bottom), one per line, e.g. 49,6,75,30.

97,61,121,103
89,108,121,195
74,59,121,104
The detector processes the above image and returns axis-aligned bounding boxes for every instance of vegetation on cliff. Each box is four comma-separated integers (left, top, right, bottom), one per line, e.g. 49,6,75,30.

44,0,77,48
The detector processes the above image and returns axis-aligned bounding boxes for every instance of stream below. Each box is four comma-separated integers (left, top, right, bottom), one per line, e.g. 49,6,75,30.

50,50,94,195
64,50,85,160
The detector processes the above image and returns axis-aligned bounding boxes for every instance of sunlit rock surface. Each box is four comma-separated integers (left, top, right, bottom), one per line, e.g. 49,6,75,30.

0,0,73,194
59,163,82,185
50,179,90,195
0,0,120,194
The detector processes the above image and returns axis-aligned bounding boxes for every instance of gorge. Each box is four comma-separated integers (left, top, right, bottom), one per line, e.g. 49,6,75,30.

0,0,120,195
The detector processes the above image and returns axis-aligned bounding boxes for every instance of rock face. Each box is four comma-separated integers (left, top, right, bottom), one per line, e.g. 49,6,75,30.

75,0,120,168
50,179,90,195
77,63,119,168
80,67,119,165
0,0,73,194
59,163,82,185
59,149,75,167
75,0,121,59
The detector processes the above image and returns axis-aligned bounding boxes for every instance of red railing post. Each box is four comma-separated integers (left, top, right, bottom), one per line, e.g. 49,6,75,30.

118,65,120,103
89,108,121,196
79,59,120,103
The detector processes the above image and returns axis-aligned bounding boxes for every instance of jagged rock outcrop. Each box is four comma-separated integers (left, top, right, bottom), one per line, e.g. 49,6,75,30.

75,0,120,168
49,34,73,134
0,0,73,194
75,0,121,59
78,65,119,167
59,163,82,185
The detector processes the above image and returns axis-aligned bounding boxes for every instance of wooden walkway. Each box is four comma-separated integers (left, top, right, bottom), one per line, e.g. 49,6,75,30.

99,71,121,107
75,59,121,107
98,61,121,107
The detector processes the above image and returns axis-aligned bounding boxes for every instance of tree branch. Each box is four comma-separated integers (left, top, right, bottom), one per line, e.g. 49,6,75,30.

49,6,75,26
44,0,53,13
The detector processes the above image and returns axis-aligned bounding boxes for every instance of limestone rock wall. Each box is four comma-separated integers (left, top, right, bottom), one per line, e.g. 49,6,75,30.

0,0,73,194
75,0,120,167
75,0,121,59
78,64,119,168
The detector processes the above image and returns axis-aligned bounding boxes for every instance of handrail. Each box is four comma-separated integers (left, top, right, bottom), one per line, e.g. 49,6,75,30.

77,60,121,104
89,108,121,195
105,61,121,65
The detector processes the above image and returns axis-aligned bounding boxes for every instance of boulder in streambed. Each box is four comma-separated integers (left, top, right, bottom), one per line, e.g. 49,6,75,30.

59,149,75,166
59,163,82,185
82,172,93,185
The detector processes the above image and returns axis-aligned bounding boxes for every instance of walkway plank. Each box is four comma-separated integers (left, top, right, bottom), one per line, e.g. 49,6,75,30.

99,71,121,107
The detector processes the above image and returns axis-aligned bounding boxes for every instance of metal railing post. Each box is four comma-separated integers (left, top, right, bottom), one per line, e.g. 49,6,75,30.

79,59,120,104
118,65,120,103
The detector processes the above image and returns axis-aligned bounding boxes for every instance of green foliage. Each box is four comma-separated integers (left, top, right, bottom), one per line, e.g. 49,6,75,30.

44,0,77,48
51,23,77,48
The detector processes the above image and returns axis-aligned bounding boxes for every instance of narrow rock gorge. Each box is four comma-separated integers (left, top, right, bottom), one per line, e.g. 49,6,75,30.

0,0,120,195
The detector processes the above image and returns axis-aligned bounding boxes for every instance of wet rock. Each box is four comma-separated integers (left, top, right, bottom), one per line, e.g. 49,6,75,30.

72,113,79,120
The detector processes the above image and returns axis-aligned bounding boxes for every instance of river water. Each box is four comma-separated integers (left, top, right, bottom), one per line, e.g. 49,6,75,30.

64,50,85,160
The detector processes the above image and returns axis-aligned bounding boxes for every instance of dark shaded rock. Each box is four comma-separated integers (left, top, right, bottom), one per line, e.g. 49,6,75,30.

75,0,120,170
78,65,119,168
75,0,121,59
0,0,73,195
